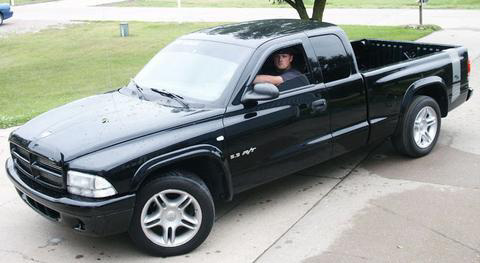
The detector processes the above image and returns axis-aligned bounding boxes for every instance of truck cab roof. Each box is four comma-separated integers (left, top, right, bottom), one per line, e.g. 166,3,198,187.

180,19,340,48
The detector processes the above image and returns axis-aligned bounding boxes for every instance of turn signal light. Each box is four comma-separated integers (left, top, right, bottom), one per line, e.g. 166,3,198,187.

468,59,471,77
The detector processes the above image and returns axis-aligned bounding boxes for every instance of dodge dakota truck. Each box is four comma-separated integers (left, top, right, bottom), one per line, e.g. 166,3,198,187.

5,19,473,256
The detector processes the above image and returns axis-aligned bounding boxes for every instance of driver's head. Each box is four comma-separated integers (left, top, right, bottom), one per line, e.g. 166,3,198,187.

273,48,294,71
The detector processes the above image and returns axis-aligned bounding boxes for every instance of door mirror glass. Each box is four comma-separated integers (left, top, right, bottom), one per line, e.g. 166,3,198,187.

241,83,279,104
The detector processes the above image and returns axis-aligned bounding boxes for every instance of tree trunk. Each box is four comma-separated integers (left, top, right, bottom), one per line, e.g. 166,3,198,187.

284,0,310,20
311,0,327,21
295,0,310,20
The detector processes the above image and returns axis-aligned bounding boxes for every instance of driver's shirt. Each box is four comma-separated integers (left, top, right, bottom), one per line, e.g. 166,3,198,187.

279,68,302,82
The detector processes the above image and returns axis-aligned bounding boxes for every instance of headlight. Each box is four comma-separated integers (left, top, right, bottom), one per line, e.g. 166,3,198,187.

67,171,117,198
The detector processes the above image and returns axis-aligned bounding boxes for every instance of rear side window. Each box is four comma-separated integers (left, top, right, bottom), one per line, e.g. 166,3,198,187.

310,35,351,83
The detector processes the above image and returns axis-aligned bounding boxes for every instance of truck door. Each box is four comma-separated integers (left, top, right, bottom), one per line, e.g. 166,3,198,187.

309,34,369,156
223,39,332,193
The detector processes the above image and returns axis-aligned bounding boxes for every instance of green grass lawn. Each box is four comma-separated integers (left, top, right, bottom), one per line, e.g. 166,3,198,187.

10,0,59,6
108,0,480,9
0,22,436,128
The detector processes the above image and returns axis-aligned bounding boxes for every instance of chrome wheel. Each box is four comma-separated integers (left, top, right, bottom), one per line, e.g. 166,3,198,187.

140,189,202,247
413,106,438,149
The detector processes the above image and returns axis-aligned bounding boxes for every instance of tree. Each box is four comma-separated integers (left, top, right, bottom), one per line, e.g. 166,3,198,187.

272,0,327,21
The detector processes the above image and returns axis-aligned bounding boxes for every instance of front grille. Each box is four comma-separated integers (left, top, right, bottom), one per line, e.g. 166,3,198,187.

18,190,60,221
10,143,65,190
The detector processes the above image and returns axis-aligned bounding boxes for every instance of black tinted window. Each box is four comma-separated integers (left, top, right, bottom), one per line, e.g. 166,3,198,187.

310,35,351,82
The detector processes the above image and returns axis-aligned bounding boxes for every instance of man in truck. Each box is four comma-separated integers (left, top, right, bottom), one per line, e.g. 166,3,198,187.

253,48,304,87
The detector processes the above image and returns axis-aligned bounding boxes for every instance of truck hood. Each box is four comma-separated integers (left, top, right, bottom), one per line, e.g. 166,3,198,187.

10,91,222,162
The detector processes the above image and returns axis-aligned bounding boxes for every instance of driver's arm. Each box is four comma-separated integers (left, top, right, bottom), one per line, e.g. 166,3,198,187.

253,75,284,86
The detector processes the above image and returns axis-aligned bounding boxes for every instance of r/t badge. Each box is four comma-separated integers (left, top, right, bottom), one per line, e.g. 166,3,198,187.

230,147,257,160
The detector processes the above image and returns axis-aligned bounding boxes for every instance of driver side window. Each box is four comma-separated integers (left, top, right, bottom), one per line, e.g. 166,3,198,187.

255,44,313,92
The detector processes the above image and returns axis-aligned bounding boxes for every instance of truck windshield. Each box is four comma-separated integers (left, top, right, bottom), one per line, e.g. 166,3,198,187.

134,39,251,104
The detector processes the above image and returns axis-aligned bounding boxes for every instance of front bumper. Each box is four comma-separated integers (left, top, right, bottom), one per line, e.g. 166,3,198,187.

5,157,135,236
3,10,13,20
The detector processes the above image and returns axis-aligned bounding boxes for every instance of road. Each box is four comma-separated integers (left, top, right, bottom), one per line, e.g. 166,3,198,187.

1,0,480,36
10,5,480,27
7,0,480,27
0,1,480,262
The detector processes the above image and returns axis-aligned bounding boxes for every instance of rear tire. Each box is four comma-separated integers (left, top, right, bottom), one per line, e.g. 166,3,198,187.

392,95,441,157
0,14,4,26
129,170,215,257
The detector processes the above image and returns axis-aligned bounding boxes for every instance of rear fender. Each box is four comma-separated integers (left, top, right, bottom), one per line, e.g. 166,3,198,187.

400,76,448,117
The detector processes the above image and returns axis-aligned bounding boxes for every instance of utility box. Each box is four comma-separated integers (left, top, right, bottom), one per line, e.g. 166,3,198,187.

120,22,129,37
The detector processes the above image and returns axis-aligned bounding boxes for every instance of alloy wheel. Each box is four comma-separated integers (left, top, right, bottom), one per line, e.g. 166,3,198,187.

140,189,202,247
413,106,438,149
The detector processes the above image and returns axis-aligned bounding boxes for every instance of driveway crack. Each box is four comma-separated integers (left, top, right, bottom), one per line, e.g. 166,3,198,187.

371,203,480,254
324,251,372,261
251,141,383,263
0,249,48,263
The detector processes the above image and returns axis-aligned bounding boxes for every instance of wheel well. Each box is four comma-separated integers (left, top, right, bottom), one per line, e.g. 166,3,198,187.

414,84,448,117
139,156,228,201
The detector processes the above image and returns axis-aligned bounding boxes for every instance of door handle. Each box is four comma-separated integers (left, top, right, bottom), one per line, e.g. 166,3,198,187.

312,99,327,112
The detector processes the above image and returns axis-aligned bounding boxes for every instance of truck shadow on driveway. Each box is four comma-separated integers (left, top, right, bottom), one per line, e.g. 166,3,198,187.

11,138,477,262
361,139,480,190
20,144,372,261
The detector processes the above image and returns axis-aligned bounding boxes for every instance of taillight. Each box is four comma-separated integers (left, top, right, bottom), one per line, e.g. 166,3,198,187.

468,59,471,77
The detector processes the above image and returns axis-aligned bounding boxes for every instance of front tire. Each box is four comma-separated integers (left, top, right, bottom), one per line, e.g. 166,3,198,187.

129,171,215,257
393,95,441,157
0,14,4,26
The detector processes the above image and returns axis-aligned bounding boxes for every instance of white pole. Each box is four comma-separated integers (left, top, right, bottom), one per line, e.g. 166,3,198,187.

177,0,181,8
10,0,15,6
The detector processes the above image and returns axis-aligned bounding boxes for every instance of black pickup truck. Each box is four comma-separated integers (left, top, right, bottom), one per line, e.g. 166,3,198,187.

5,19,473,256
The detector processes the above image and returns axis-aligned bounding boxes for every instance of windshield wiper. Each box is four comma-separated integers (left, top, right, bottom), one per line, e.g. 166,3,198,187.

150,88,189,109
130,79,146,100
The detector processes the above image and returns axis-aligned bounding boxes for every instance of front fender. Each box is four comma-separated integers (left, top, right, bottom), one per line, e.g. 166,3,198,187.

130,144,233,200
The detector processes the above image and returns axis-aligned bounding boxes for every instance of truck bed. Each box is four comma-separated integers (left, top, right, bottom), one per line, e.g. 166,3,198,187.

351,39,456,72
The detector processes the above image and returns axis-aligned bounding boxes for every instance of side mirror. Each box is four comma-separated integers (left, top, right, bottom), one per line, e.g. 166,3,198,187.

241,83,279,104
